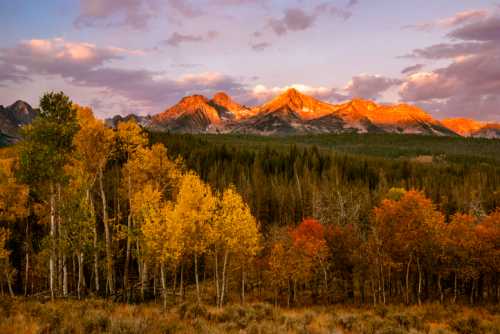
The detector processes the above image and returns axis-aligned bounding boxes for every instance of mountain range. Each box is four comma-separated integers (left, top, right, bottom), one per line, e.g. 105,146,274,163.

2,89,500,142
112,88,498,138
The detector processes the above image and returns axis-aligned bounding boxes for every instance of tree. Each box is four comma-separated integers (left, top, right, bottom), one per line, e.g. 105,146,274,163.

213,185,260,307
372,189,444,305
0,156,29,296
116,120,148,292
139,185,183,309
19,91,78,299
443,213,478,303
267,234,294,307
289,218,330,304
475,209,500,302
124,142,181,295
174,172,216,304
72,105,115,295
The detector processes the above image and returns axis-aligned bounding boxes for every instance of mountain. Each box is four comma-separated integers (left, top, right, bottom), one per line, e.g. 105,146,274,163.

233,89,364,134
232,89,455,136
442,118,500,138
151,95,224,133
472,123,500,139
209,92,254,120
0,100,38,145
105,114,152,128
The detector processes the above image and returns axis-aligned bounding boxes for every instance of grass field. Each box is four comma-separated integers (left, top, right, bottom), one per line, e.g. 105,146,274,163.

1,298,500,334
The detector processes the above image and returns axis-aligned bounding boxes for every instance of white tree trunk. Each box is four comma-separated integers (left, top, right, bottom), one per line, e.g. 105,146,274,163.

99,168,113,295
50,184,55,300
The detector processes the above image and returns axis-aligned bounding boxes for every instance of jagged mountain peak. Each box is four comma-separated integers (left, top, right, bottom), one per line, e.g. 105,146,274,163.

209,92,253,120
259,88,337,120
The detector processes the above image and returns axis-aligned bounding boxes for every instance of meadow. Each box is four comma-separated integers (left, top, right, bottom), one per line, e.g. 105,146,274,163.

1,297,500,334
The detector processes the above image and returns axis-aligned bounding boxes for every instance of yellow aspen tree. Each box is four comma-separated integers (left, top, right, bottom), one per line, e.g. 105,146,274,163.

214,185,260,307
72,105,115,294
138,185,184,309
124,143,181,296
0,156,29,296
116,120,148,292
174,172,216,304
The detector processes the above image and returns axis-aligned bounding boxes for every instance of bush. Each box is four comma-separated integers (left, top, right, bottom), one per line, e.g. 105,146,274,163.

83,312,110,332
450,315,483,334
337,314,358,331
110,318,153,334
177,302,208,320
391,313,426,331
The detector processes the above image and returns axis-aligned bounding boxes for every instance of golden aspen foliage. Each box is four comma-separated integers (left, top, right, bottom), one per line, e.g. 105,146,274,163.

72,105,115,179
214,185,260,258
140,194,183,268
0,157,29,222
115,119,148,158
174,172,217,256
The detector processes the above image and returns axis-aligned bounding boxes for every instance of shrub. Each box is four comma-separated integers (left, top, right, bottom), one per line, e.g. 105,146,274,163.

177,302,208,320
450,315,483,334
83,312,110,333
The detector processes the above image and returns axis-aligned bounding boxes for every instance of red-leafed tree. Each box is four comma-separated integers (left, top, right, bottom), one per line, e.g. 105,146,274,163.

289,218,330,303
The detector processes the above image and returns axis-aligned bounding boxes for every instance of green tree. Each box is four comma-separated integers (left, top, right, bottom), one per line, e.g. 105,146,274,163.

19,91,78,299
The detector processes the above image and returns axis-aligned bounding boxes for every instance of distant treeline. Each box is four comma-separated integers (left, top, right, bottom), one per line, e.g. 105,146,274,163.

151,132,500,227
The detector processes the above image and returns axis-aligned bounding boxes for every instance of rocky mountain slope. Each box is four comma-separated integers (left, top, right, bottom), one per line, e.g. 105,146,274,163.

0,100,38,144
151,89,463,136
442,118,500,138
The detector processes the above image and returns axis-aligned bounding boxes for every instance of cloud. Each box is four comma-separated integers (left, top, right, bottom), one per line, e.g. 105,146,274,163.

448,16,500,41
401,64,425,75
404,42,498,59
75,0,158,30
399,8,500,120
404,9,488,31
0,62,31,85
165,31,219,47
167,0,204,18
347,0,359,8
0,38,245,114
268,3,352,36
345,74,402,99
314,3,352,20
250,42,271,51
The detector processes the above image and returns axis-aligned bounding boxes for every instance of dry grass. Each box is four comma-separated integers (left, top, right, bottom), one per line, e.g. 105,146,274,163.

1,298,499,333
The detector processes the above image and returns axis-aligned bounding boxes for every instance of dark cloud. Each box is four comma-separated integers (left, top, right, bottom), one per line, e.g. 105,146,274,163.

399,10,500,120
0,62,31,85
404,42,498,59
347,0,359,8
268,3,352,36
167,0,204,18
345,75,402,99
314,3,352,20
75,0,158,30
448,16,500,41
401,64,425,75
165,31,219,47
250,42,271,51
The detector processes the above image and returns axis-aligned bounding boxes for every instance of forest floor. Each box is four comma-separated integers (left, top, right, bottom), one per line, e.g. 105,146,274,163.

1,297,500,333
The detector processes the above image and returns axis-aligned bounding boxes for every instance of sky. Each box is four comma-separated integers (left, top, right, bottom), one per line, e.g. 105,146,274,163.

1,0,499,121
